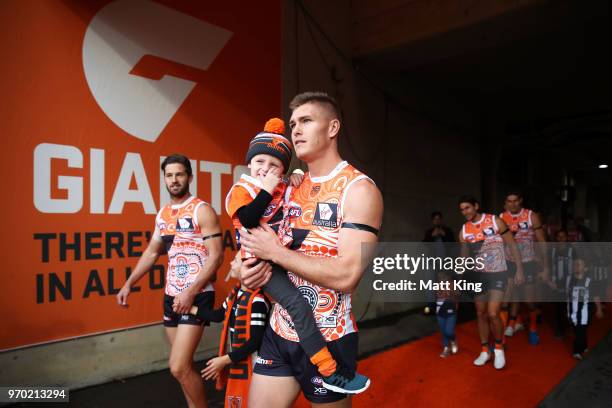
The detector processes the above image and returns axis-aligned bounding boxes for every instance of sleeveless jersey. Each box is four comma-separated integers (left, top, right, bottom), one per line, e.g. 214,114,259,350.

462,213,507,273
155,196,214,296
500,209,536,262
269,161,373,342
225,174,287,258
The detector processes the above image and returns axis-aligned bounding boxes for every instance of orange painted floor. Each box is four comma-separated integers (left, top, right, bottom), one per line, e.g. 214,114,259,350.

295,311,611,407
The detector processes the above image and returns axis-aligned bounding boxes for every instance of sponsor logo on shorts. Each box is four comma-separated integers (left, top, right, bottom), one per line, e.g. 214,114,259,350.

311,377,328,395
312,202,338,228
255,356,273,365
180,315,190,321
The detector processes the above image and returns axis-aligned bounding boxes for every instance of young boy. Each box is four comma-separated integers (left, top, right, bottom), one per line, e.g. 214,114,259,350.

224,118,369,393
191,254,270,408
436,270,459,358
567,256,604,359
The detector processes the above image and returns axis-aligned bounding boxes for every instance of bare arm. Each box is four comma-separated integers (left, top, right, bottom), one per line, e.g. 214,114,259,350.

531,212,552,283
173,203,224,314
241,179,383,292
117,229,164,307
498,217,525,285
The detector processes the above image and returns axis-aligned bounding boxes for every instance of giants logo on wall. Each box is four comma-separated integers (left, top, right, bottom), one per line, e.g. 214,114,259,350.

1,0,281,351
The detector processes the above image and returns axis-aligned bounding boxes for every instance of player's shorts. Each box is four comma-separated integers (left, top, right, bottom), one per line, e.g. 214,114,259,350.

163,291,214,327
507,261,537,284
467,271,507,295
254,326,358,404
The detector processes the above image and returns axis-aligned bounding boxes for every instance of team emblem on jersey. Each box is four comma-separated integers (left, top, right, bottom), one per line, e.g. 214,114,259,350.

228,396,242,408
299,285,318,310
263,204,276,217
176,217,194,232
310,185,321,197
312,202,338,228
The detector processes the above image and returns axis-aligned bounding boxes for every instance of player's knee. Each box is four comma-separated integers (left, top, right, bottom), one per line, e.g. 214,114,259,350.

169,359,191,382
488,311,500,321
476,308,488,318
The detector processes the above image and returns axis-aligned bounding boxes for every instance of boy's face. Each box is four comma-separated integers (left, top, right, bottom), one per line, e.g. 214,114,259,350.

573,259,586,276
248,154,284,178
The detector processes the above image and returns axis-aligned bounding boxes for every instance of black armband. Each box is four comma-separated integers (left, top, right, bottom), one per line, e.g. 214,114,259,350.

341,222,379,236
202,232,222,241
500,228,510,235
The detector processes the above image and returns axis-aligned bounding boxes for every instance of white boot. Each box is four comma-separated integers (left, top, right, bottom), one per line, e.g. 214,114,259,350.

494,348,506,369
473,351,491,366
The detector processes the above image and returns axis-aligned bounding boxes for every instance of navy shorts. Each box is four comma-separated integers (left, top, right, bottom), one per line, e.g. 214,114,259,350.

163,291,214,327
254,325,358,404
507,261,538,284
468,271,507,295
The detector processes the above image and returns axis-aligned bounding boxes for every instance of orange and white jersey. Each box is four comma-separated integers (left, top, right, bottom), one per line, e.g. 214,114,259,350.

225,174,287,258
154,195,214,296
269,161,373,342
462,213,507,273
500,209,536,262
225,174,287,230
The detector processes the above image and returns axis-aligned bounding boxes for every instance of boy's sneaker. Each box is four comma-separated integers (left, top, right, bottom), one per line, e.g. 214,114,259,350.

514,322,525,332
573,353,583,360
322,366,370,394
473,351,491,366
504,326,514,337
494,349,506,369
440,346,450,358
450,341,459,354
528,330,540,345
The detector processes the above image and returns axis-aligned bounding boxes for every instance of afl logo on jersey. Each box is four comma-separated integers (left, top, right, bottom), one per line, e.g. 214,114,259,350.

312,202,338,228
288,206,302,218
176,217,194,232
299,286,318,310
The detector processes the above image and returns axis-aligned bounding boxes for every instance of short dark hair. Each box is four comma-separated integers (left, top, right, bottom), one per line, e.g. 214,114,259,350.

431,211,443,219
161,154,192,176
289,91,341,120
505,190,523,199
458,195,479,206
555,229,568,236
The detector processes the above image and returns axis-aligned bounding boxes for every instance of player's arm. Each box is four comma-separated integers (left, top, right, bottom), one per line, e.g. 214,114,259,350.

242,179,383,292
117,228,165,307
531,212,552,282
173,204,224,314
497,217,525,285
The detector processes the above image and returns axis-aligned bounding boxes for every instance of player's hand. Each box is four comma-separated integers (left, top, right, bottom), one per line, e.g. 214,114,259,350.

595,308,604,319
261,168,281,194
117,285,131,308
240,222,283,261
201,355,231,380
240,258,273,289
173,290,196,315
288,171,304,187
514,269,525,286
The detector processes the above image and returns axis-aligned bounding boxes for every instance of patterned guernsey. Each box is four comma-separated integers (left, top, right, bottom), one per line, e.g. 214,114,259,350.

462,213,507,273
500,209,536,262
154,195,214,296
225,174,288,258
269,161,373,342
